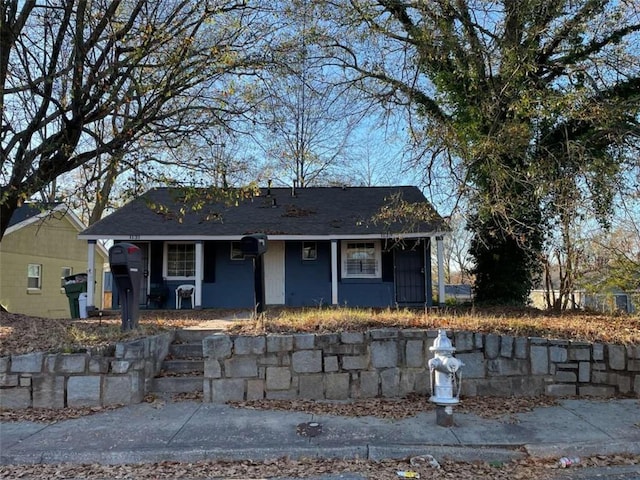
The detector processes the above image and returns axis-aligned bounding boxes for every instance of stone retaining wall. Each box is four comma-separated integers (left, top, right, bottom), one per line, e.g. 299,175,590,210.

203,329,640,402
0,333,173,409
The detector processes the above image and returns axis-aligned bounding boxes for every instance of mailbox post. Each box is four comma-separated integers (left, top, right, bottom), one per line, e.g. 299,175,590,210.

240,234,268,314
108,243,143,331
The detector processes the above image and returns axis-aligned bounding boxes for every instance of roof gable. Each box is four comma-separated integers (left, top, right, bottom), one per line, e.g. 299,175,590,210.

80,186,448,240
5,203,85,235
5,203,109,259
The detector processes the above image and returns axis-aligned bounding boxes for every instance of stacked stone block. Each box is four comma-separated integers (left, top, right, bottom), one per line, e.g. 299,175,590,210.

0,333,173,409
202,330,640,402
2,327,638,409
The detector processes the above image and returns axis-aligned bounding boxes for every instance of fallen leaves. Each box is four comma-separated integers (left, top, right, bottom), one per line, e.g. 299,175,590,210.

0,457,554,480
228,394,561,421
0,310,239,356
0,404,123,423
0,393,565,425
1,455,638,480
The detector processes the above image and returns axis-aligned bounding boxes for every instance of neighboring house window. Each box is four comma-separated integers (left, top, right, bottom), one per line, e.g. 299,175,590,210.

28,264,42,289
165,243,195,278
61,267,73,288
302,242,317,260
341,241,381,278
230,242,244,260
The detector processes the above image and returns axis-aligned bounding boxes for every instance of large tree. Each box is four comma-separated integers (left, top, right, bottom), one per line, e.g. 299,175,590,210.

0,0,269,238
321,0,640,304
251,0,367,188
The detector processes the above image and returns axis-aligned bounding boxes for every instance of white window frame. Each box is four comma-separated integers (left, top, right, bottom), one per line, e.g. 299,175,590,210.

302,241,317,261
341,241,381,279
163,242,196,280
28,263,42,290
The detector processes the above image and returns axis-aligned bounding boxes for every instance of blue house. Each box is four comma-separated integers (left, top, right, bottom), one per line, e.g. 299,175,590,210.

78,186,449,310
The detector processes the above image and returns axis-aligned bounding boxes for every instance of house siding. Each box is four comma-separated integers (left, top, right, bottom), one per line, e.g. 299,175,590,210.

126,239,431,310
113,240,254,309
0,215,106,318
203,241,253,308
161,241,254,309
338,279,396,307
285,241,332,307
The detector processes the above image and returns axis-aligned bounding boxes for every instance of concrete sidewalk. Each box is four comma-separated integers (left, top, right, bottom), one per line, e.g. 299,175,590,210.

1,398,639,466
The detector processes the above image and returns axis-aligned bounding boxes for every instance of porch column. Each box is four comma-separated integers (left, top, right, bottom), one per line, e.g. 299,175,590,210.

436,236,445,307
195,241,203,309
331,239,338,305
86,240,96,310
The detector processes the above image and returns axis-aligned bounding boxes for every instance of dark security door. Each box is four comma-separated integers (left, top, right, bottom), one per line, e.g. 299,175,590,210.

394,248,426,304
135,242,150,306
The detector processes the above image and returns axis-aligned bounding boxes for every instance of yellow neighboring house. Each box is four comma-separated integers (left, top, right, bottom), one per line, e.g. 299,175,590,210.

0,203,107,318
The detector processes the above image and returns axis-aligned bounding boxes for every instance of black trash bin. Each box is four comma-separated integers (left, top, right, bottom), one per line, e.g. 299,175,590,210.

63,274,87,319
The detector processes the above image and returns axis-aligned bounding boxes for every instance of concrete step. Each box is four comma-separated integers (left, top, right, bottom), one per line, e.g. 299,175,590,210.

174,329,222,344
162,359,204,374
169,343,203,358
147,376,204,394
145,329,218,396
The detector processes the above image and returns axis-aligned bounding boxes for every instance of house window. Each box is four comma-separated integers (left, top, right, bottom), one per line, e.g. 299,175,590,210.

61,267,73,288
302,242,317,260
230,242,244,260
28,264,42,289
341,241,381,278
166,243,195,278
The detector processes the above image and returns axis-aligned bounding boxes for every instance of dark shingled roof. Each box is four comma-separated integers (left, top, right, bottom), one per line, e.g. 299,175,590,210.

8,203,62,228
79,186,446,239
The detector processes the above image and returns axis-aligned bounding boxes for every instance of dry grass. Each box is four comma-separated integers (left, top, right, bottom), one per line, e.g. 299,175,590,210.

0,310,233,356
236,306,640,345
1,306,639,357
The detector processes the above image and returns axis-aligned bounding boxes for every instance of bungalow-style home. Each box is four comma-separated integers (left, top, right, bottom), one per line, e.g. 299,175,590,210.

78,186,449,310
0,203,107,318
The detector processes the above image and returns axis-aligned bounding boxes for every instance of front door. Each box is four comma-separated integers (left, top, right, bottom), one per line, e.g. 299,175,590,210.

263,240,285,305
394,248,426,305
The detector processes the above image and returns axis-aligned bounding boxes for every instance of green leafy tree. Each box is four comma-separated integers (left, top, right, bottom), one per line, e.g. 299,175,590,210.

320,0,640,304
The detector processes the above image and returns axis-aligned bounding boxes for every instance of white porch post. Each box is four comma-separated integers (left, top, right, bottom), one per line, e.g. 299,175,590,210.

87,241,96,309
195,241,203,309
331,240,338,305
436,236,445,307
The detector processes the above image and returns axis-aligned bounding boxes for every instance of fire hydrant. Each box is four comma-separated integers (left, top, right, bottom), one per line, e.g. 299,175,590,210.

429,329,463,426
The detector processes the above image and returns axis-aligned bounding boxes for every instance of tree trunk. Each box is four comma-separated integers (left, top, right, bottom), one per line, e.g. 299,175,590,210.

0,192,20,239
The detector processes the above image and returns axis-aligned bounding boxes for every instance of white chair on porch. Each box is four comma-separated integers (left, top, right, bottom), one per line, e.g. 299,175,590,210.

175,284,195,309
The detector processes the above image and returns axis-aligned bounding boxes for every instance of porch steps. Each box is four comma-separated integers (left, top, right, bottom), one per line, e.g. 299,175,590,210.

146,329,221,396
